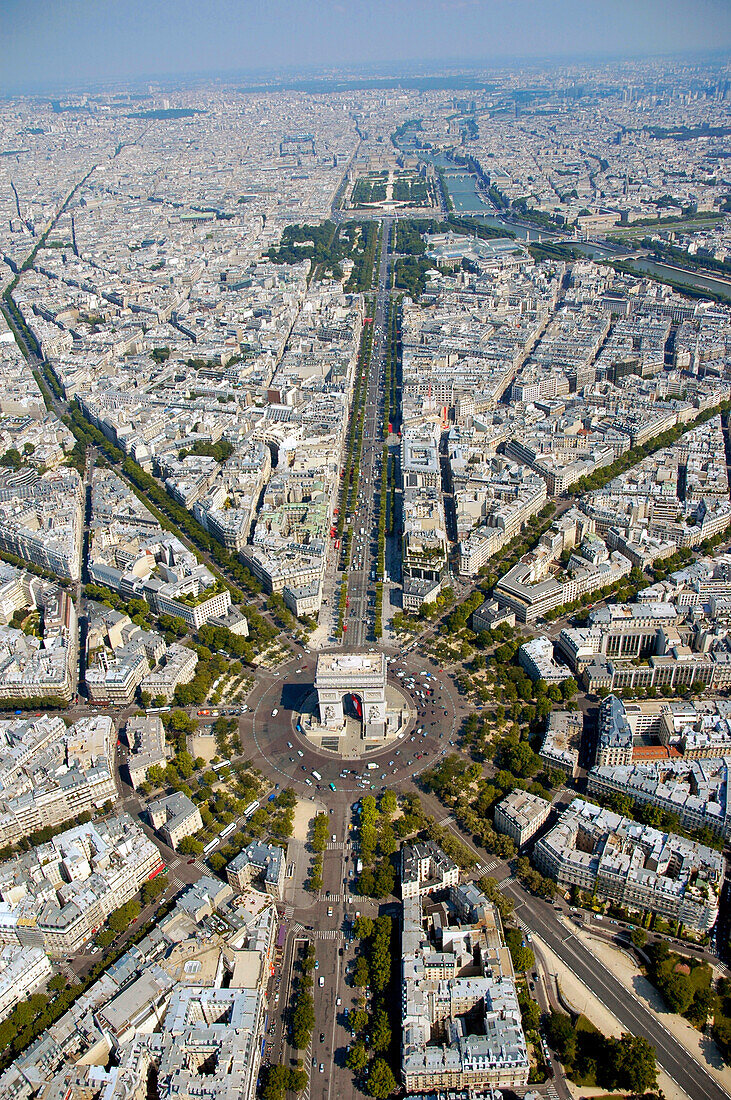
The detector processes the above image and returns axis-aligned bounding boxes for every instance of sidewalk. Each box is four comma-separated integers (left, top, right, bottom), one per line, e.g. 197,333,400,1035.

282,798,325,910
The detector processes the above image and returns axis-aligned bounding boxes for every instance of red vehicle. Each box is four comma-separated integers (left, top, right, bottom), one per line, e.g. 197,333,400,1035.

352,694,362,718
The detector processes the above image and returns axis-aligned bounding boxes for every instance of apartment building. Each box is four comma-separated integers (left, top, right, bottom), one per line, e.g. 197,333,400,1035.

147,793,202,849
0,587,78,704
587,756,731,837
140,644,198,703
534,798,722,933
0,815,163,956
518,637,570,683
401,853,528,1093
125,715,171,790
0,947,52,1023
227,841,285,898
400,841,459,900
0,713,116,845
495,510,631,623
494,790,552,846
539,710,583,778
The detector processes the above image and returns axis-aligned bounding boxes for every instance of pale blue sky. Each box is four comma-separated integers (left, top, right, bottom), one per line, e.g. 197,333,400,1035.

1,0,729,93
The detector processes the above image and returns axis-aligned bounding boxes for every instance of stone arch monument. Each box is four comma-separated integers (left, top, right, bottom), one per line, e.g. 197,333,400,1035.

315,652,387,738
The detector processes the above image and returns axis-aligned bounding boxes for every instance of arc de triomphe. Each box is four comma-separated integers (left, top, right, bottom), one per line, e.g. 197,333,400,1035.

315,652,387,738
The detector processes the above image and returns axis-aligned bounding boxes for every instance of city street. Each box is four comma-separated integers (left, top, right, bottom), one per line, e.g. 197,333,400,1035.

343,218,392,649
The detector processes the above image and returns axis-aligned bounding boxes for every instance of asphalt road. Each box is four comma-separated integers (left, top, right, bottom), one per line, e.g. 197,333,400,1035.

503,881,731,1100
344,218,392,649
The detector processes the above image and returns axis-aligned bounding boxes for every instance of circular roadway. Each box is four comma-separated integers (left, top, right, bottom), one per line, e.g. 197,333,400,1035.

240,649,461,796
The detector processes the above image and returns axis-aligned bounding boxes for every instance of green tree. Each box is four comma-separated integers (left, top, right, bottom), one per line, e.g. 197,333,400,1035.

350,1008,369,1033
353,957,370,987
380,790,397,816
0,448,22,470
371,1008,391,1052
372,859,395,898
354,916,375,940
178,836,203,855
146,764,165,786
658,970,694,1014
175,750,195,779
107,900,140,932
520,997,541,1031
346,1042,369,1073
687,987,718,1029
546,1011,577,1067
630,927,648,950
365,1058,397,1099
610,1033,657,1094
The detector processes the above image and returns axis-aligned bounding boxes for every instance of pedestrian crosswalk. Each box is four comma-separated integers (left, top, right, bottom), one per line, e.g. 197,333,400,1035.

312,929,344,941
283,905,295,920
475,860,497,876
547,1084,560,1100
326,842,346,851
324,893,374,904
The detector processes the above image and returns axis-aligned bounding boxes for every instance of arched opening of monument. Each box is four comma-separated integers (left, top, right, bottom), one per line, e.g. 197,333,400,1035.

342,692,363,726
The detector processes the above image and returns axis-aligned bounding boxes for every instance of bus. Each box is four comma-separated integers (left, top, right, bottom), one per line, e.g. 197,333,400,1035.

312,770,322,782
212,759,231,772
203,839,218,856
244,800,260,818
329,782,337,792
220,822,236,839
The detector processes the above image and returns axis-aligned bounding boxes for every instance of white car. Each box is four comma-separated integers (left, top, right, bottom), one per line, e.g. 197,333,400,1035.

271,708,278,717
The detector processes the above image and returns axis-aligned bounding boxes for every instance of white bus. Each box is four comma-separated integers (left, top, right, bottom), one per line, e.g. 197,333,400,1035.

244,800,260,818
202,839,218,855
220,822,236,839
312,770,322,782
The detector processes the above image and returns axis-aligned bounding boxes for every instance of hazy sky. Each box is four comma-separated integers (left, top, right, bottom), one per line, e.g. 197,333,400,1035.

2,0,730,93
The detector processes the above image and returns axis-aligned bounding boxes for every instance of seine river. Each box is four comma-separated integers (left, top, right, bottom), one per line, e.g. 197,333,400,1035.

430,153,731,301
